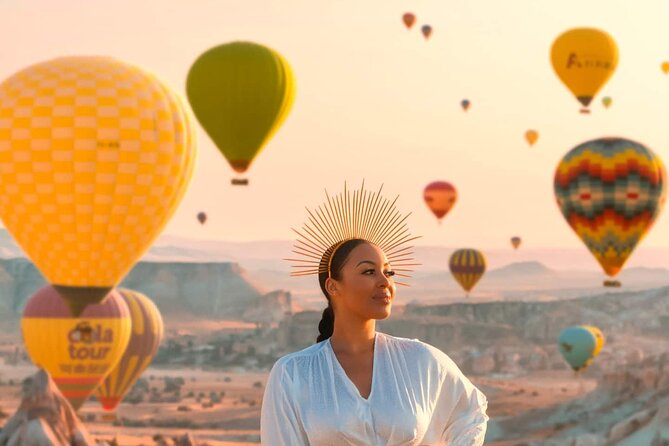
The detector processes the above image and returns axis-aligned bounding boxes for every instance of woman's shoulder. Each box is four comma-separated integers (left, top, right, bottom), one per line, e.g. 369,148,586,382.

270,340,329,374
380,332,461,377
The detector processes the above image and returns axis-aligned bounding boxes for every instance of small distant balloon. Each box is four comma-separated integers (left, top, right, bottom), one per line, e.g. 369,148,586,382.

558,326,597,372
402,13,416,29
197,212,207,225
461,99,471,112
602,96,612,108
423,181,457,223
662,62,669,75
525,130,539,147
449,249,487,295
511,237,522,250
421,25,432,40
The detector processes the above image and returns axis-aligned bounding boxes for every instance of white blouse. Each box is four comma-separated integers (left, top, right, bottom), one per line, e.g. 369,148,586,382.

260,331,488,445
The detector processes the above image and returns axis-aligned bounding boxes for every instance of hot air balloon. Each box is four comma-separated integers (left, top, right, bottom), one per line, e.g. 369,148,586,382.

0,57,197,316
449,249,486,295
511,237,522,250
602,96,612,108
402,13,416,29
558,326,597,372
461,99,471,112
423,181,457,223
662,62,669,75
582,325,605,357
96,289,163,413
187,42,295,186
554,138,665,286
421,25,432,40
197,212,207,225
21,286,131,410
525,130,539,147
551,28,618,113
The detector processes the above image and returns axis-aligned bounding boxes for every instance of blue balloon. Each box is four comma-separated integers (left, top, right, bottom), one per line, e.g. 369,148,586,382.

558,326,596,371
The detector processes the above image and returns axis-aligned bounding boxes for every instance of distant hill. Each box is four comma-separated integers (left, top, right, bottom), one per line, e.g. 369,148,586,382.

0,259,292,332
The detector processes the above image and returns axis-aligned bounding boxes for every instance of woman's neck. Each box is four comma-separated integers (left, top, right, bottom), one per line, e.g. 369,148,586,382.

330,319,377,355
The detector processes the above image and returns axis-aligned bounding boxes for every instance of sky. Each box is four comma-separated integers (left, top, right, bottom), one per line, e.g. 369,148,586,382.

2,0,669,254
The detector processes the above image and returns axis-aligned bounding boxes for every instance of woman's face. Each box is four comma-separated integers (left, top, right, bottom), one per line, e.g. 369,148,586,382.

328,242,396,321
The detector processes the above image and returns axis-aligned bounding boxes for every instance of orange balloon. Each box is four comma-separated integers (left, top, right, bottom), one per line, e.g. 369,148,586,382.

424,181,457,223
525,130,539,147
402,13,416,29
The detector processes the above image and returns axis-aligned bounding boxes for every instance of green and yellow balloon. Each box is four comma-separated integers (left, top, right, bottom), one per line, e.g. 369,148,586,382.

187,42,296,185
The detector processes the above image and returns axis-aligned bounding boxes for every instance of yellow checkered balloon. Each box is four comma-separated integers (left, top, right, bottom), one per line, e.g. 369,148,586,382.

0,57,197,315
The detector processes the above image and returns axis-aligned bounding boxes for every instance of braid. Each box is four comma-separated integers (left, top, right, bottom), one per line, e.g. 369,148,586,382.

316,303,334,343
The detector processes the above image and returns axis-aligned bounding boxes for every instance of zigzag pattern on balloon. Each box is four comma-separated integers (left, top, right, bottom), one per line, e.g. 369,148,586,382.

554,137,665,278
555,149,662,186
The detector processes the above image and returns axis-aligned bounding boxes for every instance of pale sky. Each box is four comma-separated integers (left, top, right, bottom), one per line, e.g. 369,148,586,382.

2,0,669,252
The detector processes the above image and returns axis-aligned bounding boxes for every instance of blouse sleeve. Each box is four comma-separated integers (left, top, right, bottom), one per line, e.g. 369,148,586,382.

260,359,310,446
423,352,489,446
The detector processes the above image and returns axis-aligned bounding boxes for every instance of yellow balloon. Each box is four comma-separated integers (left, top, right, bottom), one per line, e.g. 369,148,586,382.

551,28,618,113
582,325,605,357
0,57,197,315
22,286,131,410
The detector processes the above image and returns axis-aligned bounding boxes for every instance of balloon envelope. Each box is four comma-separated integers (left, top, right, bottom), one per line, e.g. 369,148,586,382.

421,25,432,39
96,289,164,412
423,181,457,222
582,325,605,357
461,99,471,111
0,56,197,316
197,212,207,225
449,249,487,294
402,13,416,29
662,62,669,75
21,286,131,410
511,237,522,250
525,130,539,146
554,137,665,277
551,28,618,112
558,326,596,371
186,42,296,180
602,96,612,108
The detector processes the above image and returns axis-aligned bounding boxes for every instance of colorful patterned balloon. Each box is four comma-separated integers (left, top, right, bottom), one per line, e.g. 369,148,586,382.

554,137,665,279
96,289,163,412
22,286,131,410
423,181,457,223
449,248,486,295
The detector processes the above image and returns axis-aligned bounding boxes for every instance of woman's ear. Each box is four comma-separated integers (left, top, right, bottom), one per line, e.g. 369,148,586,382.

325,277,339,297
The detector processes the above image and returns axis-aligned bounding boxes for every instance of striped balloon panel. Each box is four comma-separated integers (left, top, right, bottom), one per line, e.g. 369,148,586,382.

96,288,163,411
554,138,665,276
449,248,487,293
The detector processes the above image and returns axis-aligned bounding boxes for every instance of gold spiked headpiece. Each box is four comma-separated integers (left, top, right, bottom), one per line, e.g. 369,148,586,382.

285,181,421,286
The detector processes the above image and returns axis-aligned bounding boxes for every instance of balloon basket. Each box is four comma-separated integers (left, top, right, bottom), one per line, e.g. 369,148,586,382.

101,412,118,423
580,108,591,114
231,178,249,186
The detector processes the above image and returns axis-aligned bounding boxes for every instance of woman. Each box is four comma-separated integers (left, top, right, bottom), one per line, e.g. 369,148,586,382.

261,183,488,445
